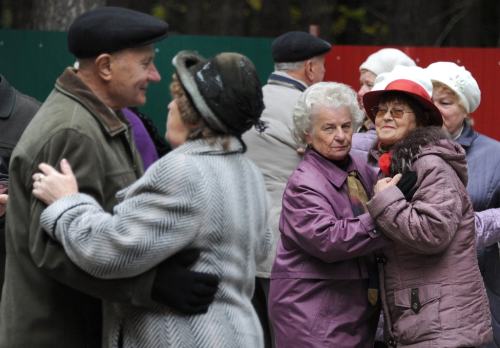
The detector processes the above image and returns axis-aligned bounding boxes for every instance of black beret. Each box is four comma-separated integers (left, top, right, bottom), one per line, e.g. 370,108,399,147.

272,31,331,63
68,7,169,58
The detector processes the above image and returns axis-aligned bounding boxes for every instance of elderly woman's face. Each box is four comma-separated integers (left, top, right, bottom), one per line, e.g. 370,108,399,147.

165,99,190,148
375,100,417,145
432,87,467,138
305,106,353,161
358,70,377,111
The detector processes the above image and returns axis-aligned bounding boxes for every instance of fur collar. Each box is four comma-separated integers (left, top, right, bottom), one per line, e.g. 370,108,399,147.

389,126,451,175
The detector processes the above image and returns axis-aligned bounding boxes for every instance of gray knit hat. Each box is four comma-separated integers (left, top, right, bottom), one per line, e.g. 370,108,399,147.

172,51,265,135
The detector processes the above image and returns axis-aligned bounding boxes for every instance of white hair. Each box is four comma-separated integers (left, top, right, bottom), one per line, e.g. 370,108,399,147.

293,82,364,148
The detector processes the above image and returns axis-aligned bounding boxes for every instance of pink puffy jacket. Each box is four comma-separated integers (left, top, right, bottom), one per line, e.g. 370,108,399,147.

367,127,493,347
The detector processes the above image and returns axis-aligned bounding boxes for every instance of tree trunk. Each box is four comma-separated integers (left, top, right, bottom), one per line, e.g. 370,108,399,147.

382,0,446,46
10,0,35,29
301,0,333,40
184,0,203,35
206,0,246,36
259,0,292,37
29,0,106,31
107,0,157,14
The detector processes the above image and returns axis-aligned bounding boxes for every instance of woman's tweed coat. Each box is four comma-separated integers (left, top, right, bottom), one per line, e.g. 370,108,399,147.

40,137,273,348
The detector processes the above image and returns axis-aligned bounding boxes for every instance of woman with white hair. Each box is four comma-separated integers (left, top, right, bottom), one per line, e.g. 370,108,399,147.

426,61,500,348
269,82,394,347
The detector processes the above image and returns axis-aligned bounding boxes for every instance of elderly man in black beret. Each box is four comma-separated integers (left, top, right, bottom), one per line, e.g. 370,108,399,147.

0,7,218,348
242,30,331,348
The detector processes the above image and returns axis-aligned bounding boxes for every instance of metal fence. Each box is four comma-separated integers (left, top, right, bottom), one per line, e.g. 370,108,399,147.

1,29,499,140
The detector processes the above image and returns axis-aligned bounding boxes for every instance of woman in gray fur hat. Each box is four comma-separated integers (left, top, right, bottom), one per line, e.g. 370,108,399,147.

31,51,272,348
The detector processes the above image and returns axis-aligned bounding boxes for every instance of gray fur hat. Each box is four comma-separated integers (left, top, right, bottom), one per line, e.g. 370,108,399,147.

172,51,265,135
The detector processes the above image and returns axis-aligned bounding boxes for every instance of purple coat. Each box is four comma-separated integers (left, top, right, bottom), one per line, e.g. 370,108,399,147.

269,148,393,347
122,108,159,170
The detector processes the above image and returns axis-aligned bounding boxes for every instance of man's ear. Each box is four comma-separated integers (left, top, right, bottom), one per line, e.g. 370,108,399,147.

95,54,113,81
305,59,315,83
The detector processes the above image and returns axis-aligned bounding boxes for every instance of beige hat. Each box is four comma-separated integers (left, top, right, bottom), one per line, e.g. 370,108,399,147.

359,48,416,76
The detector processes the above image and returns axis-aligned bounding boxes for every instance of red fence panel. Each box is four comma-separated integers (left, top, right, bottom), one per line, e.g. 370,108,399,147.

324,45,500,141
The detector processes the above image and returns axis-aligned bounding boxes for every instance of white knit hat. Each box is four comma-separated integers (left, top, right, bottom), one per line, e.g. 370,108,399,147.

359,48,416,76
372,65,434,97
425,62,481,113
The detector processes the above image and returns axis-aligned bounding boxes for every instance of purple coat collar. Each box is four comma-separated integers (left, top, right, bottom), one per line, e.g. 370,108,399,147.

304,147,375,194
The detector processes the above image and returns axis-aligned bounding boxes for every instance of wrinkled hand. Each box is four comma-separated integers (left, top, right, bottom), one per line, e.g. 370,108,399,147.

0,194,7,217
396,171,419,201
32,159,79,205
374,174,402,195
152,249,220,315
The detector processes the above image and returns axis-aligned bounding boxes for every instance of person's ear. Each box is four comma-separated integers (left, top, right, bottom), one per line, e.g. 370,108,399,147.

305,59,315,82
305,134,312,147
95,54,113,81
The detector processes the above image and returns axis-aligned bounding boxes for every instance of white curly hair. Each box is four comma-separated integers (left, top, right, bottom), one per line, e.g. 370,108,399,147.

293,82,364,148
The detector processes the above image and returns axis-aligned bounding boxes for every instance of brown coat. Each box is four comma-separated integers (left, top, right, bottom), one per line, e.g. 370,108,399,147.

0,68,153,348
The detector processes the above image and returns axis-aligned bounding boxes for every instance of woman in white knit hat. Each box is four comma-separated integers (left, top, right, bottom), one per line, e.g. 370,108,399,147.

352,49,416,167
426,61,500,348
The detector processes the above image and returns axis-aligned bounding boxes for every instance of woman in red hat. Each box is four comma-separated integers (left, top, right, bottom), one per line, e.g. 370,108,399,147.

363,66,492,347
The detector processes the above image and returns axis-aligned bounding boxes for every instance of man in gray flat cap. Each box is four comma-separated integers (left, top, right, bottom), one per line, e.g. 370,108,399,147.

0,7,218,348
242,31,331,348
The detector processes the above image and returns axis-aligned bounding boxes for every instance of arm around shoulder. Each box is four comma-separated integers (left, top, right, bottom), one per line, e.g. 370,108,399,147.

29,129,155,304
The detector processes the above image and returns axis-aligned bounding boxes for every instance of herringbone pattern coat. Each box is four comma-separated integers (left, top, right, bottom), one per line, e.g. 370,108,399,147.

41,138,273,348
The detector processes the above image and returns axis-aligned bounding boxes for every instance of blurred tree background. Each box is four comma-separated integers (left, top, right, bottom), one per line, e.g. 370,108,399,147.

0,0,498,47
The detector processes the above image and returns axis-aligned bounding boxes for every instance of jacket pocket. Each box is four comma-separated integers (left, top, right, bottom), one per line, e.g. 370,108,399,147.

393,284,441,344
309,287,338,339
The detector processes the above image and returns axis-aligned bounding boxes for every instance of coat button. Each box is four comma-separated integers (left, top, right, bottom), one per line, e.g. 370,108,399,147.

412,303,418,310
372,229,378,234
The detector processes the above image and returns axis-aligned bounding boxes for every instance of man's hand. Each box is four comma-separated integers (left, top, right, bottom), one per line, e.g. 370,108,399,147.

0,194,7,217
152,249,220,315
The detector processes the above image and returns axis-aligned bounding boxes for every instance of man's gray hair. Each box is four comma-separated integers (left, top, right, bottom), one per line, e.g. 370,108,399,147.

274,56,320,72
293,82,364,148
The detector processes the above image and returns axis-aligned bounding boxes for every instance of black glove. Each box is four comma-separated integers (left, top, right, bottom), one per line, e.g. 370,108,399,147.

396,171,419,201
152,249,220,314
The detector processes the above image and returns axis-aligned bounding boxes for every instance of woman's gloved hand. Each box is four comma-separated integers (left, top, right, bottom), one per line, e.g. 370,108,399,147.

396,171,419,201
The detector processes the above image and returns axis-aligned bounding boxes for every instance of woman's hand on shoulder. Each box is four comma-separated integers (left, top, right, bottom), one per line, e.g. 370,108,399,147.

32,159,79,205
374,174,402,195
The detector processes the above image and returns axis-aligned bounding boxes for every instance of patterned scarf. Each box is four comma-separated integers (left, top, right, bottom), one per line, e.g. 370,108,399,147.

347,171,379,306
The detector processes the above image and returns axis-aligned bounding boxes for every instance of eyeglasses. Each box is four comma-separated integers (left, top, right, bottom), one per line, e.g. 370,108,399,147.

371,106,414,119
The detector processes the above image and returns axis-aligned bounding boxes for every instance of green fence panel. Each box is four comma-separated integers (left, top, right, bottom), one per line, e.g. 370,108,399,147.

0,29,274,135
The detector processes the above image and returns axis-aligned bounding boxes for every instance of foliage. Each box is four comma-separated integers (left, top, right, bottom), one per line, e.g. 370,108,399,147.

0,0,498,47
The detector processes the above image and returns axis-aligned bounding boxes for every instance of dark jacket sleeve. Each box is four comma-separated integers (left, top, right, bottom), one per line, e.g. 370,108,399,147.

28,129,154,305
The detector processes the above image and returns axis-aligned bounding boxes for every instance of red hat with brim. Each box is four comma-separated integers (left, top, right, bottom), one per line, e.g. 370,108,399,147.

363,79,443,127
